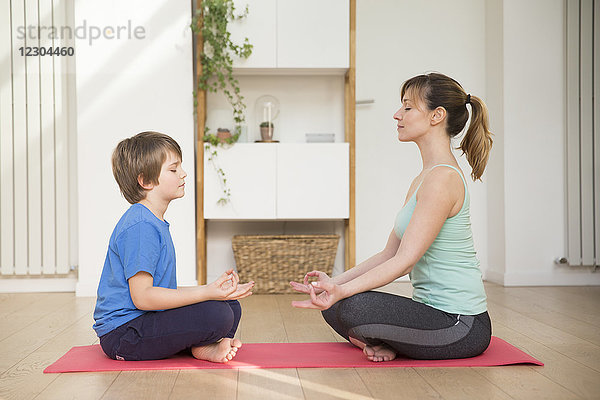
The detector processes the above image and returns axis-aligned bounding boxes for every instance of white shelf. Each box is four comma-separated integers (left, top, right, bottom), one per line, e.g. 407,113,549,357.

229,0,349,70
204,143,349,220
203,0,353,280
206,75,345,144
232,68,348,76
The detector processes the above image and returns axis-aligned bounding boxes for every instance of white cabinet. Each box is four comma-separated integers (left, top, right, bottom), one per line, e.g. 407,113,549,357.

204,143,349,219
204,144,276,219
277,0,349,69
277,144,349,218
229,0,277,68
229,0,349,70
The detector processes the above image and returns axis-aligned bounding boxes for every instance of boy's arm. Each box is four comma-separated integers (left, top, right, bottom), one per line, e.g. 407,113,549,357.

129,270,254,311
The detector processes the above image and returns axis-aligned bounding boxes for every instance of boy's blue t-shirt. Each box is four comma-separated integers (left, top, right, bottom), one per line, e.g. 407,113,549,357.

93,203,177,337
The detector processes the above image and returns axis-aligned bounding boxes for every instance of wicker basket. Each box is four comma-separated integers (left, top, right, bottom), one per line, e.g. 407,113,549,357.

232,235,340,294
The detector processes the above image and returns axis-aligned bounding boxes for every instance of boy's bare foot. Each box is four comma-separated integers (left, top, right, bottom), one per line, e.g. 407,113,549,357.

363,344,397,362
191,338,242,363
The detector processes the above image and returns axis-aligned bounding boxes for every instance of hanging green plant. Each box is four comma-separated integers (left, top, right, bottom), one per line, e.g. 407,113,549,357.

191,0,253,204
205,144,231,205
191,0,252,140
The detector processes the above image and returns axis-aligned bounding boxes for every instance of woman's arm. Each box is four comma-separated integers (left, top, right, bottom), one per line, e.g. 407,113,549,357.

290,230,400,294
331,230,401,285
292,177,422,293
129,269,254,311
340,168,462,296
294,168,463,309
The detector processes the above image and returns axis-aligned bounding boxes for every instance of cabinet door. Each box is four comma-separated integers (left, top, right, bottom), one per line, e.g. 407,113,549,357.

277,144,349,219
229,0,277,68
276,0,349,69
204,144,276,219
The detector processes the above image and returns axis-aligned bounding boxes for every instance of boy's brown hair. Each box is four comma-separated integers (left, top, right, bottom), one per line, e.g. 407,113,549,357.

112,131,182,204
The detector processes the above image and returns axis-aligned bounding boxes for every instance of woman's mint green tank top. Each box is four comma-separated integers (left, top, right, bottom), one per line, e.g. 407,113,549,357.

394,164,487,315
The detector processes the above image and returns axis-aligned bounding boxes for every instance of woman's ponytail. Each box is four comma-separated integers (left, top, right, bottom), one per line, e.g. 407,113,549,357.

459,95,493,181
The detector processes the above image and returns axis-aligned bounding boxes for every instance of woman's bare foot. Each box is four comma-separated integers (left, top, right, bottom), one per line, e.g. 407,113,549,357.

348,336,396,362
349,336,366,349
191,338,242,363
363,344,397,362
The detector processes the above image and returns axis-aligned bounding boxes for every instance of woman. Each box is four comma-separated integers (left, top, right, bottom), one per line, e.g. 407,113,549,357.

291,72,493,362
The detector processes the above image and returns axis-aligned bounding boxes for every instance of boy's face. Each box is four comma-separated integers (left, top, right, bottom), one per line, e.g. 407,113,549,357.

153,151,187,202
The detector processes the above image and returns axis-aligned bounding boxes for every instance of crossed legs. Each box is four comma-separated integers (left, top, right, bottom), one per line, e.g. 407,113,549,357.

322,291,491,361
100,300,243,362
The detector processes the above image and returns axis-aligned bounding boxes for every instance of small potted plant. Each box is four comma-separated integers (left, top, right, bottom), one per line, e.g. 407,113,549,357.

260,121,274,141
203,127,239,146
216,128,232,143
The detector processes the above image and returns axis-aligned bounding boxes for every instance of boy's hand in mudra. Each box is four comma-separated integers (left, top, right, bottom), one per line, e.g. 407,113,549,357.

209,269,254,301
290,271,341,310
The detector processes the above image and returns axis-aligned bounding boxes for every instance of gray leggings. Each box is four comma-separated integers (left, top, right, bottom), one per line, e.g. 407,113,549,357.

322,291,492,360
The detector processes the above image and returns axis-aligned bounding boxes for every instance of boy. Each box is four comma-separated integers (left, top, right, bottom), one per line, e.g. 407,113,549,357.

93,131,254,362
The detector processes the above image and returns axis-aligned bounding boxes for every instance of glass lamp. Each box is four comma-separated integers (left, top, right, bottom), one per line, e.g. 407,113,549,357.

254,95,280,142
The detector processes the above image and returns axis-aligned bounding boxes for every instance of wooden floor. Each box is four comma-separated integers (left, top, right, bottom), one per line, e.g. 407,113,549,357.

1,282,599,399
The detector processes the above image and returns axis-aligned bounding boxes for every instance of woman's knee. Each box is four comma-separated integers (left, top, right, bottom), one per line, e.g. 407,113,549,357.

339,292,376,310
321,303,351,341
321,307,337,326
336,292,377,326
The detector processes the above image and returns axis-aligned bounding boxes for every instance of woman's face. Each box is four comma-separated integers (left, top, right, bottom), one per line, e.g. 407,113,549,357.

393,92,433,142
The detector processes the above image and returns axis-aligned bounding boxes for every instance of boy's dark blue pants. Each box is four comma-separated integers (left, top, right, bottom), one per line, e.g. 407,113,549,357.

99,300,241,361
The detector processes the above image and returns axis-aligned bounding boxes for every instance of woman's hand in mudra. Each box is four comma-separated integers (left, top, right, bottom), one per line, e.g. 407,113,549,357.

289,270,329,295
290,271,341,310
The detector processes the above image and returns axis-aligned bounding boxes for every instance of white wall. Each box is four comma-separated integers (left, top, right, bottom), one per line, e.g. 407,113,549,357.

484,0,507,283
493,0,600,285
355,0,489,276
356,0,600,286
75,0,196,296
71,0,600,295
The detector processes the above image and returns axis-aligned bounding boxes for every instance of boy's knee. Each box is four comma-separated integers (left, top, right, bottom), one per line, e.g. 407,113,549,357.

212,301,235,333
229,300,242,327
226,299,241,316
188,301,235,334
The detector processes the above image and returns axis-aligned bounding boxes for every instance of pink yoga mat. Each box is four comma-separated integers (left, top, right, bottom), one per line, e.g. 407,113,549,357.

44,336,542,373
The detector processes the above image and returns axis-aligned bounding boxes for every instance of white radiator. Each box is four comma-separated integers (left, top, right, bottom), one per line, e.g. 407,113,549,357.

565,0,600,267
0,0,71,276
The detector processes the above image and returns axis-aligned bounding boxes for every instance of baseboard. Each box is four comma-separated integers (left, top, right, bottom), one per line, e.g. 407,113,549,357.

486,267,600,286
503,270,600,286
483,269,505,285
0,278,77,293
76,281,99,297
